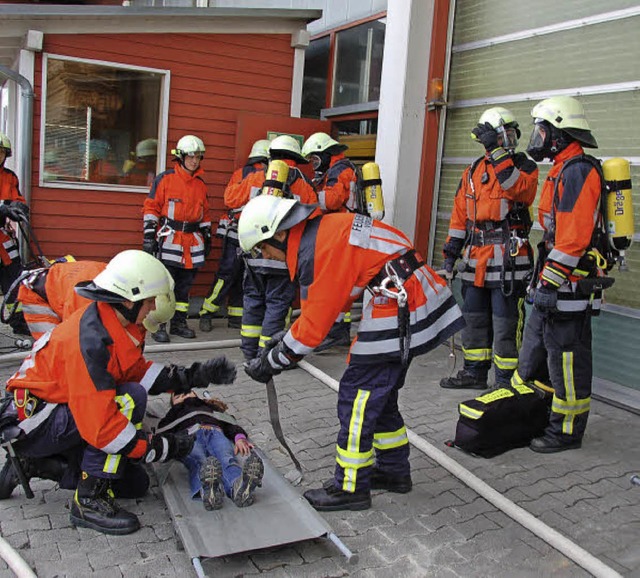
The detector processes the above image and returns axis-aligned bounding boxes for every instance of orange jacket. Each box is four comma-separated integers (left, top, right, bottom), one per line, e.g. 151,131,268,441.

281,213,464,364
18,260,107,339
7,302,164,459
0,166,25,265
313,153,357,212
143,162,211,269
445,151,538,287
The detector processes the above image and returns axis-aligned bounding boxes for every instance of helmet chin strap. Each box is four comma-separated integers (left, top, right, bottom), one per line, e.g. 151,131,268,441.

113,300,144,324
264,231,288,254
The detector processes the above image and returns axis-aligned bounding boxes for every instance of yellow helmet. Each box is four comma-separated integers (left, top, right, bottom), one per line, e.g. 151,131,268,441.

301,132,347,158
172,135,205,159
136,138,158,159
530,96,597,148
269,135,307,163
248,139,271,160
0,133,11,158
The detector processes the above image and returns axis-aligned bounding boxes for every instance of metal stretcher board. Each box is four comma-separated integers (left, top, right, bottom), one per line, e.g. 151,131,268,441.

155,449,355,576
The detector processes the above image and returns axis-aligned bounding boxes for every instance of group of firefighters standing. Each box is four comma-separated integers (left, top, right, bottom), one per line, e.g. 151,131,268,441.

0,93,618,529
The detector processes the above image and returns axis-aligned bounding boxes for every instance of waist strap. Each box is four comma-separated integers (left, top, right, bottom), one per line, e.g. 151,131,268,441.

370,249,424,289
163,218,201,233
470,229,506,246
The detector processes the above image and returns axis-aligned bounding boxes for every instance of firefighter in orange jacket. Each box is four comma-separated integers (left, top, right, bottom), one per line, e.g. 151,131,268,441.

0,132,30,335
513,96,605,453
143,135,211,342
440,108,538,390
238,196,464,511
198,139,271,332
2,250,237,534
302,132,359,351
239,135,318,361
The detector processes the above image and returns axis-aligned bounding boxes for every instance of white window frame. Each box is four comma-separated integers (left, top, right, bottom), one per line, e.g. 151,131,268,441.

39,53,171,193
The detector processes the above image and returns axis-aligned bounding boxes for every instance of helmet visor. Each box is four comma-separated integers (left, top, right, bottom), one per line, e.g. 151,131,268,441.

309,154,322,170
497,126,519,150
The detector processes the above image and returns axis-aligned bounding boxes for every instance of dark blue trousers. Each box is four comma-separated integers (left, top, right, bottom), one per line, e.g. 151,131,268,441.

200,238,244,317
334,362,410,493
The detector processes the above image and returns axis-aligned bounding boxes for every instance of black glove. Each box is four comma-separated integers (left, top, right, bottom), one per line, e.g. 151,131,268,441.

533,284,558,313
471,122,499,151
189,356,237,387
144,432,195,463
443,258,456,281
0,202,10,220
142,237,158,255
201,226,212,257
143,220,158,255
244,332,300,384
6,201,28,223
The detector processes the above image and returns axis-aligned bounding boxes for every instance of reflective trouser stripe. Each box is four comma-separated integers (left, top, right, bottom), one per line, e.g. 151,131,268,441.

241,325,261,338
554,351,590,435
373,426,408,450
104,393,136,474
259,335,271,349
227,306,243,317
463,347,492,362
175,301,189,313
344,311,352,323
338,389,373,493
200,279,225,314
494,354,518,371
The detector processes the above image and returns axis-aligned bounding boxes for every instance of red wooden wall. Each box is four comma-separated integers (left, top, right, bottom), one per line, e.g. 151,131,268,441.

30,32,296,294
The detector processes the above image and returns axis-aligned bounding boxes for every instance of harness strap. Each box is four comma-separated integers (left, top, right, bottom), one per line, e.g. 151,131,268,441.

154,409,238,435
162,218,201,233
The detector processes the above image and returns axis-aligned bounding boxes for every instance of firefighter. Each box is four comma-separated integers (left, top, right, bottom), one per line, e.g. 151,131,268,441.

440,107,538,390
143,134,212,342
121,138,158,187
0,132,29,335
198,139,271,332
513,96,604,453
1,250,237,534
238,196,464,511
239,135,318,361
301,132,358,351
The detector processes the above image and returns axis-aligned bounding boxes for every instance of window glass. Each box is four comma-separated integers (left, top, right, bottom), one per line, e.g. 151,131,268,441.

332,19,385,107
43,56,164,188
302,36,330,118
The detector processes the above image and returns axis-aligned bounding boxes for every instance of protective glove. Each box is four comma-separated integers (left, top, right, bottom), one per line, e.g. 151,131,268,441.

201,226,212,257
144,432,195,463
471,122,499,151
142,237,158,255
533,284,558,313
142,220,158,255
189,356,237,387
244,332,300,384
443,258,456,281
0,202,10,220
5,201,28,223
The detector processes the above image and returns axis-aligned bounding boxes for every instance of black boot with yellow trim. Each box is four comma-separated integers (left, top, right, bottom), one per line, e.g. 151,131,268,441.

303,479,371,512
69,472,140,535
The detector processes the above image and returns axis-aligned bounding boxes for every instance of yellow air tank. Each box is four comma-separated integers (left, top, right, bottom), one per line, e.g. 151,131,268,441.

603,158,634,271
361,162,385,220
261,160,289,197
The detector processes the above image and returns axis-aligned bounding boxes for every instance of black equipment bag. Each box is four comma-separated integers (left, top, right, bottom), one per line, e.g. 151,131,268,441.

451,382,552,458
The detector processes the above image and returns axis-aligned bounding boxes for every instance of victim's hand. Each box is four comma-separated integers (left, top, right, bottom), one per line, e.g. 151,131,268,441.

234,438,254,456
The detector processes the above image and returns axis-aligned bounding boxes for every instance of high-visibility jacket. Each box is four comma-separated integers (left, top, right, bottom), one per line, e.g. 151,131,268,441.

143,162,211,269
537,142,605,313
281,213,464,364
0,166,25,266
245,159,318,276
216,161,266,240
7,302,168,460
314,153,357,213
17,260,107,339
445,151,538,288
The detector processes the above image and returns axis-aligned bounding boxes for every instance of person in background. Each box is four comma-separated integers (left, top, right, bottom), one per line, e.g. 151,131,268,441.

121,138,158,187
143,134,211,342
198,139,271,332
440,107,538,391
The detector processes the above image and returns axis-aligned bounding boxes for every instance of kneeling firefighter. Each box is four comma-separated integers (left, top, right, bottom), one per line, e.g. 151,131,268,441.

440,107,538,390
513,96,613,453
1,250,237,534
238,195,464,512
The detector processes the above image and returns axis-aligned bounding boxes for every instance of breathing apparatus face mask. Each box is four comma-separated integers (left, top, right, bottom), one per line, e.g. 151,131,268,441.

497,126,519,151
526,120,552,162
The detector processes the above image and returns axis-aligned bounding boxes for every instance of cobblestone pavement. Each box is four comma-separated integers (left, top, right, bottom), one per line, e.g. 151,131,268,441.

1,319,639,577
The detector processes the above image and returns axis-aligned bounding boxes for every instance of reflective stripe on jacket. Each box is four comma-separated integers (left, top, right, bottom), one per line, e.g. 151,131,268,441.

0,167,25,265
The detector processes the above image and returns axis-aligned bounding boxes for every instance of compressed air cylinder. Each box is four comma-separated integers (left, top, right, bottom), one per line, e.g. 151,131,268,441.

261,160,289,197
603,157,634,270
361,162,385,220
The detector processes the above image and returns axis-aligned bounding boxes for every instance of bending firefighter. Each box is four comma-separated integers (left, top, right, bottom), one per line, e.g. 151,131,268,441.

239,195,464,512
513,96,611,453
0,250,237,534
440,107,538,390
198,139,271,332
143,134,211,342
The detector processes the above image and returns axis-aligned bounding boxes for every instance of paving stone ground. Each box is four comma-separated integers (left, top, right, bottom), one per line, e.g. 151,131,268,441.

1,319,639,577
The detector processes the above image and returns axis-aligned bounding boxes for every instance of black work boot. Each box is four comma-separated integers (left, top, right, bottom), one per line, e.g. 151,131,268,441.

199,314,213,333
70,473,140,535
440,369,488,390
227,316,242,329
199,457,224,510
170,316,196,339
9,313,31,337
370,468,413,494
530,435,582,454
232,451,264,508
303,483,371,512
152,323,170,343
0,456,66,499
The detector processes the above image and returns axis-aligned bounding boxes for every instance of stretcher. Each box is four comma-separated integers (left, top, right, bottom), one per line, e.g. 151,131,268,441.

154,448,357,577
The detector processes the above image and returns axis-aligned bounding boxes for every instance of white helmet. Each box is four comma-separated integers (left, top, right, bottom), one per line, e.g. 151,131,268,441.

474,107,521,150
136,138,158,159
172,135,205,159
0,133,12,158
269,135,307,163
301,132,346,158
248,139,271,161
237,195,315,254
143,290,176,333
530,96,597,148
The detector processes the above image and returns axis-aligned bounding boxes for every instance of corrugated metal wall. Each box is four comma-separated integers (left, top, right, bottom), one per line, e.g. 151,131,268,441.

434,1,640,391
31,32,293,294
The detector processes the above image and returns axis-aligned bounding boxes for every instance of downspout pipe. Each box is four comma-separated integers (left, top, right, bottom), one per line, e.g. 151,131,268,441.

0,65,34,208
